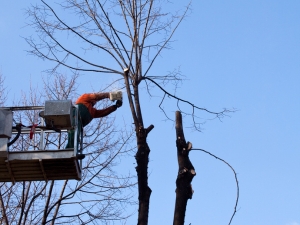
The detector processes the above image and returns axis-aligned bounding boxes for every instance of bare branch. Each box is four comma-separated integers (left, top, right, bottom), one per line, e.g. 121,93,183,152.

143,1,192,77
0,72,7,106
191,148,239,225
43,0,125,68
143,76,235,130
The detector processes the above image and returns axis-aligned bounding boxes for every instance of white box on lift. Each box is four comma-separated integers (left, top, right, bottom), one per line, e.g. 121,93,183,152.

0,109,13,138
44,100,74,128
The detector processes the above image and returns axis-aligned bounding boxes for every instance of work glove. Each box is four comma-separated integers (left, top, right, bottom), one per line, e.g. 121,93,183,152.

115,100,123,108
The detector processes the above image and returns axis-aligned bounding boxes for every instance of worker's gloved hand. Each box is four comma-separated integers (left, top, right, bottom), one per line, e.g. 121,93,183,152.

115,100,123,108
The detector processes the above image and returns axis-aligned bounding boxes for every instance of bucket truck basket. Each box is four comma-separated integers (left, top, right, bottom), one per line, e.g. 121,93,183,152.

0,101,83,183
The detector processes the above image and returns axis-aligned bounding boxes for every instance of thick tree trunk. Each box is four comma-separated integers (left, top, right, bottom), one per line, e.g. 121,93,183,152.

173,111,196,225
135,125,153,225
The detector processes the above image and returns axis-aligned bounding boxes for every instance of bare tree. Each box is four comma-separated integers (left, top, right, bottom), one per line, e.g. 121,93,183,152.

25,1,234,224
0,72,7,107
0,74,135,225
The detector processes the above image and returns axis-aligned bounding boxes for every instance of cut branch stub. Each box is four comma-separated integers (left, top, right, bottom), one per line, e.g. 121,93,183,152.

173,111,196,225
175,111,183,138
145,124,154,136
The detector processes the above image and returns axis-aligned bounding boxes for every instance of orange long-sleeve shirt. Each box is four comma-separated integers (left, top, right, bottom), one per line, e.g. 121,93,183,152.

76,93,117,118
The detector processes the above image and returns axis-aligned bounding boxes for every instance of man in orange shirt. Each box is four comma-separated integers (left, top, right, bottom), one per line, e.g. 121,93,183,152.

66,92,122,149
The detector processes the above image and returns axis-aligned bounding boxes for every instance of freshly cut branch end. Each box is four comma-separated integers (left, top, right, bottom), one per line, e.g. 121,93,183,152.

145,124,154,135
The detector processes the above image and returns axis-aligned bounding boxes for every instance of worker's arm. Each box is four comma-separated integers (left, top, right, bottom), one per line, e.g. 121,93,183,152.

93,92,110,101
76,93,109,104
91,100,122,118
91,105,117,118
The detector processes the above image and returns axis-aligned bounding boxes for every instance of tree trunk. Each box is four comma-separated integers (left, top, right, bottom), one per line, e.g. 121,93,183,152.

173,111,196,225
135,126,153,225
0,190,8,225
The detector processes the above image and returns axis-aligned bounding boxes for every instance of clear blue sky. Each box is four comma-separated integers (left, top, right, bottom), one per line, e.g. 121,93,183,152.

1,1,300,225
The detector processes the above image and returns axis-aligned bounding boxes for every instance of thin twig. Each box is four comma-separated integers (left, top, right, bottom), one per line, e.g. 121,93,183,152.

191,148,239,225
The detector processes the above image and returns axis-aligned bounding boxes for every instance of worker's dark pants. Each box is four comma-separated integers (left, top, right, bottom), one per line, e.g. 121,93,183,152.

65,104,93,149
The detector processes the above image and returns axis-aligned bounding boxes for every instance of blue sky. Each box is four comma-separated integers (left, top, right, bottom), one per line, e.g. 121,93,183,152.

1,1,300,225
